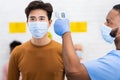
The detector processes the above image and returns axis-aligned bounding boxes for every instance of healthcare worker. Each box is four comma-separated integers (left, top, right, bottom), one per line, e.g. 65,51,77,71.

101,4,120,43
54,4,120,80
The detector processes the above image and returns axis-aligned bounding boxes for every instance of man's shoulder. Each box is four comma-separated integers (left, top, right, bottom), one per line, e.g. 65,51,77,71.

51,40,62,46
11,41,30,54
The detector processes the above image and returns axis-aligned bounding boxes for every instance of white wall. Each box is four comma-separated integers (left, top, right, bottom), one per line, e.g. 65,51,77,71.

0,0,119,79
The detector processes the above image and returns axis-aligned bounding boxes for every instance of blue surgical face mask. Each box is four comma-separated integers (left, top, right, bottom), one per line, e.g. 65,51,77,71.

100,24,115,43
28,22,48,39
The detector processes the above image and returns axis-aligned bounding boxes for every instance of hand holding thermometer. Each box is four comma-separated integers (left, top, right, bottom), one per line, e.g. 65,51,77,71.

54,10,70,36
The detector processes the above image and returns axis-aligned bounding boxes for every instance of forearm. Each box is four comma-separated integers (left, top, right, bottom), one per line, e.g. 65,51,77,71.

62,32,81,72
62,32,90,80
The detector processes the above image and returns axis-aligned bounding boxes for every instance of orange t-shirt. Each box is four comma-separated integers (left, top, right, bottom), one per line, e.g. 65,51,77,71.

8,40,65,80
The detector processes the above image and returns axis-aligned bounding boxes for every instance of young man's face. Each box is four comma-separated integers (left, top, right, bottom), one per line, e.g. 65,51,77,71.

28,9,52,27
105,9,120,28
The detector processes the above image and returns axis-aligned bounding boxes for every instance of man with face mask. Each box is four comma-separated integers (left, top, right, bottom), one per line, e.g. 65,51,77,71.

101,4,120,43
8,1,65,80
54,4,120,80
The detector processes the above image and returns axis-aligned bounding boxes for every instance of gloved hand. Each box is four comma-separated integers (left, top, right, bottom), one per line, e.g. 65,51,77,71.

54,19,70,36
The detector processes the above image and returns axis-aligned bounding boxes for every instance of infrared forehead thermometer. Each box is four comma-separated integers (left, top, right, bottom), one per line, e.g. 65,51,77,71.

55,11,68,19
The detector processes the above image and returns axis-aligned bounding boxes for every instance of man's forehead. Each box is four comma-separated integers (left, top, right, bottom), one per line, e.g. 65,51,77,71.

107,9,120,19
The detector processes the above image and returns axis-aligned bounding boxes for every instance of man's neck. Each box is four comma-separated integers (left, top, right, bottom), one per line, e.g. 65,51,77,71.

31,35,51,46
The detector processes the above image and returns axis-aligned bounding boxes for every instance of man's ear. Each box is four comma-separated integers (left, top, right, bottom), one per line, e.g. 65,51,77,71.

48,20,52,27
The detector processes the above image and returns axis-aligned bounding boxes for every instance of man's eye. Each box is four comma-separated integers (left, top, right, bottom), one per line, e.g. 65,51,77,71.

30,18,35,21
39,17,45,20
39,18,44,20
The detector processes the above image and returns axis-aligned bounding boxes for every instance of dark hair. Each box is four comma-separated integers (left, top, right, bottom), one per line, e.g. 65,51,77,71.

10,40,22,53
25,0,53,21
113,4,120,13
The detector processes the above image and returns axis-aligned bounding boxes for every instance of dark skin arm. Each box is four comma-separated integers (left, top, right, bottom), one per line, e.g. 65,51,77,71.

62,32,90,80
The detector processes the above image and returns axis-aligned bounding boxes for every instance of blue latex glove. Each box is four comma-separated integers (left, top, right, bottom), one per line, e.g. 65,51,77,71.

54,19,70,36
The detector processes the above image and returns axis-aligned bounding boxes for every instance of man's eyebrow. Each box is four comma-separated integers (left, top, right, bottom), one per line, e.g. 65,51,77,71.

28,16,46,19
38,16,45,18
29,16,36,18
